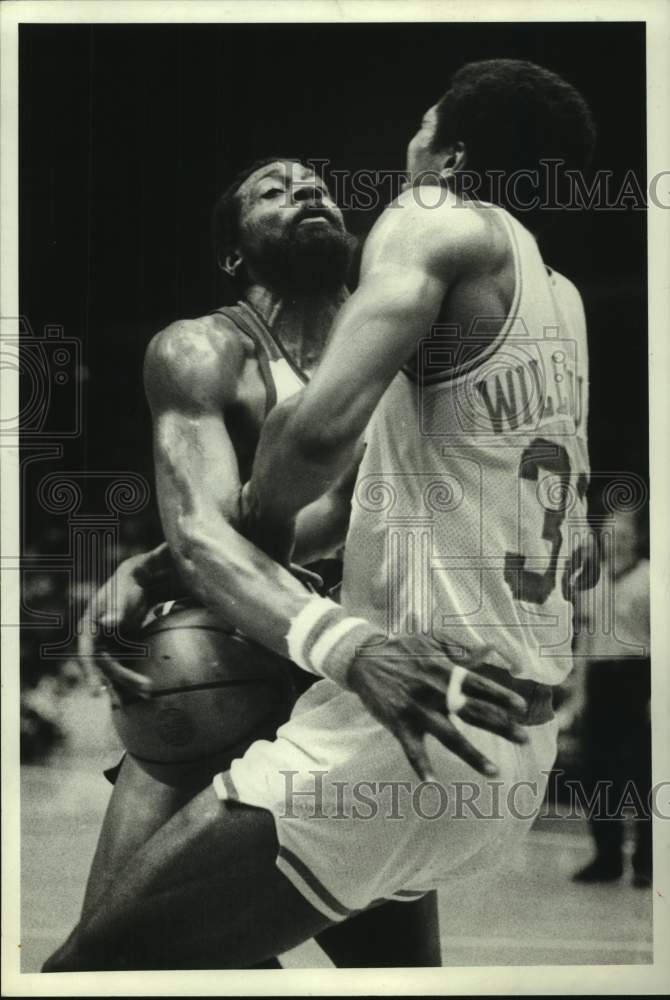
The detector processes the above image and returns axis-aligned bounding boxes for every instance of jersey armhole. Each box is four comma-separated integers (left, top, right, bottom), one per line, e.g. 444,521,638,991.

212,305,278,416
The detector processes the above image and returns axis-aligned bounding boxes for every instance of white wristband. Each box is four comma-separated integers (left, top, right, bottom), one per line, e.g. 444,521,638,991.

286,596,377,687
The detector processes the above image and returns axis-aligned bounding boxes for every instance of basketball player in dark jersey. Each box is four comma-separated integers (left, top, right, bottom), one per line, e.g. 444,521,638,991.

46,157,527,971
44,60,591,969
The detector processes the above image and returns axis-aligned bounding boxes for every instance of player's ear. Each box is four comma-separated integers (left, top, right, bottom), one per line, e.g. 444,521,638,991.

439,141,467,181
219,250,244,278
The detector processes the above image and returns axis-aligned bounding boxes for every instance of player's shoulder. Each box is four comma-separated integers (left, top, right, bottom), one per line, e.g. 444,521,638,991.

546,266,582,301
365,186,505,274
147,312,245,371
546,266,587,321
144,311,246,408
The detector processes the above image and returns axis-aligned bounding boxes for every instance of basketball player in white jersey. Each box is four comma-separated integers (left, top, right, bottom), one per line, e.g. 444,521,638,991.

45,59,596,971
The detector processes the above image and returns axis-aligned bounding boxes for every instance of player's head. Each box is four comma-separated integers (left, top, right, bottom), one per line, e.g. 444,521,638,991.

406,59,596,211
212,158,355,296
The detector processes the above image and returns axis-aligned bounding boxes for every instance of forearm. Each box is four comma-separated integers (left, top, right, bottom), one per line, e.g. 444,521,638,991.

244,394,356,538
172,514,320,658
245,269,443,535
243,403,365,565
171,512,381,688
146,332,376,684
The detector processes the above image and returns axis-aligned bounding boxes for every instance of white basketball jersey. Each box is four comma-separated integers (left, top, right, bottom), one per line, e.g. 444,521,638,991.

342,206,591,685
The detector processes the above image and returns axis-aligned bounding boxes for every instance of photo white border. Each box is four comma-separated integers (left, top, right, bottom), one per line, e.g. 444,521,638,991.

2,0,669,995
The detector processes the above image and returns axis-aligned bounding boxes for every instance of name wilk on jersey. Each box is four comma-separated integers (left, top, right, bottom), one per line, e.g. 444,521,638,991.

475,343,585,435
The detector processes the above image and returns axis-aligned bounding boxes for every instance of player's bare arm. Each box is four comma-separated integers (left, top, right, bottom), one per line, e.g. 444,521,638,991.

81,441,357,699
79,486,354,696
144,315,347,651
82,305,362,688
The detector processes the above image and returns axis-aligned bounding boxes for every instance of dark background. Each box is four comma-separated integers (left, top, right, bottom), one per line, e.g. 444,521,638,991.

19,20,647,553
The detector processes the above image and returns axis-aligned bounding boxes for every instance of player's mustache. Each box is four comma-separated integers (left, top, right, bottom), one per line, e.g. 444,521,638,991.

291,204,342,230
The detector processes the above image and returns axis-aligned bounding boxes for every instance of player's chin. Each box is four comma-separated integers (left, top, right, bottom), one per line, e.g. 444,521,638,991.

305,227,357,264
292,223,348,252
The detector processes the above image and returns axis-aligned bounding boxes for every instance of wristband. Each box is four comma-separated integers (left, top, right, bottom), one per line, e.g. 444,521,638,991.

286,596,381,688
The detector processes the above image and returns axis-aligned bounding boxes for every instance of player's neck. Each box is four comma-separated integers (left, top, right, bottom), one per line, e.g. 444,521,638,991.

244,284,349,375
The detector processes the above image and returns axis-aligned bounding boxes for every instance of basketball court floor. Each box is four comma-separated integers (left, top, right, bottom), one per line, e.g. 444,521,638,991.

19,688,653,972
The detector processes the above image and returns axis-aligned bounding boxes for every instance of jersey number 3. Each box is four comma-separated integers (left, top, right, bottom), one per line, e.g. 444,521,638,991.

504,437,589,605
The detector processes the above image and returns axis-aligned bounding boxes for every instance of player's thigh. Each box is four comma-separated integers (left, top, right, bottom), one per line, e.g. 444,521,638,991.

93,755,202,863
75,794,335,969
81,755,202,918
316,892,441,967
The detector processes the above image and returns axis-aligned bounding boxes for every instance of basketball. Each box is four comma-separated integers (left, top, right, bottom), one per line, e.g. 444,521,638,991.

110,603,297,789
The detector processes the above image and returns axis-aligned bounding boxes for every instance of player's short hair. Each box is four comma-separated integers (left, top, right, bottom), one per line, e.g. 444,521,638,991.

211,157,302,276
433,59,596,206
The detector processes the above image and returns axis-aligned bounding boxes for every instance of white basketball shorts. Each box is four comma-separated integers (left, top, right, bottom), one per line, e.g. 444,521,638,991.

213,677,558,922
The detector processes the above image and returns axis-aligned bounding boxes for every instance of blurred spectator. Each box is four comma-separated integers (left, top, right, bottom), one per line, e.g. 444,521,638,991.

571,506,651,887
21,675,66,762
20,512,157,761
21,568,69,688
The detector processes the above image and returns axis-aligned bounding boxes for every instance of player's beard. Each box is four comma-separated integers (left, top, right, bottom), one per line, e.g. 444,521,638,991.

243,221,357,295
